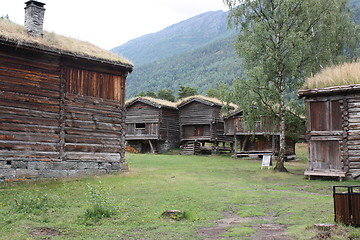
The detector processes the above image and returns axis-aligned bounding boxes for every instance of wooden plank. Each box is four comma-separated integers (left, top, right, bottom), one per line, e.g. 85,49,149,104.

0,106,58,118
65,152,121,162
0,122,59,134
0,82,60,98
0,140,59,151
65,120,121,131
0,90,59,105
65,135,121,145
65,112,122,124
65,128,121,138
304,170,346,177
0,114,59,126
0,69,60,90
0,131,59,143
65,143,121,153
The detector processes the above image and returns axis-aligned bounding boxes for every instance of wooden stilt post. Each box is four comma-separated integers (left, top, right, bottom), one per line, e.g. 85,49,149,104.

148,140,156,154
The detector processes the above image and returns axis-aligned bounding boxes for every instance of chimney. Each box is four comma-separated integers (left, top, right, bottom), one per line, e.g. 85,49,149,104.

24,1,46,37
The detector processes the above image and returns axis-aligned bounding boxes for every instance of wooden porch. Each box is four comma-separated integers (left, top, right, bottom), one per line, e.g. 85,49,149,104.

304,170,347,181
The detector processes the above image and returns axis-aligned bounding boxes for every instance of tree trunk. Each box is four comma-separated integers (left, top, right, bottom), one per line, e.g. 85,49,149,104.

274,72,288,172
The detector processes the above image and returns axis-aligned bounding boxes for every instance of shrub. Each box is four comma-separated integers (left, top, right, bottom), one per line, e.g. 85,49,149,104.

13,190,49,214
83,182,117,222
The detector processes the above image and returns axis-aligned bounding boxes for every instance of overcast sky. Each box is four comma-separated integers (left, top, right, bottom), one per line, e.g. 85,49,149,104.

1,0,228,50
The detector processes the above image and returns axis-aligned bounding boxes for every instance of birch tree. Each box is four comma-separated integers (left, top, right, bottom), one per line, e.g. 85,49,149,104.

223,0,359,171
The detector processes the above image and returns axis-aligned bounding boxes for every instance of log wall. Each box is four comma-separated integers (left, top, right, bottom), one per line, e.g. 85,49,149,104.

0,44,128,181
0,46,61,179
179,102,215,125
125,101,180,152
159,108,180,149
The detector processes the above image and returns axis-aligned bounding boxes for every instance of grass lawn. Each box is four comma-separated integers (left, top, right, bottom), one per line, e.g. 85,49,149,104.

0,144,359,239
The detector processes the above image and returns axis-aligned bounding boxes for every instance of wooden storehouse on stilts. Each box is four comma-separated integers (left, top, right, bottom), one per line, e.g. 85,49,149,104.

298,62,360,180
125,97,179,153
0,1,133,181
224,110,296,159
178,96,236,155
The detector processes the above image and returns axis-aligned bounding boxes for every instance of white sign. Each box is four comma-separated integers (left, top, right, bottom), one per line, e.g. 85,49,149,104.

262,155,272,169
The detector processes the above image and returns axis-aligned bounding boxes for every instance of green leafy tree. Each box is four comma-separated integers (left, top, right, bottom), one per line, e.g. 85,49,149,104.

178,86,198,99
206,88,218,98
157,89,176,102
135,90,157,98
224,0,359,172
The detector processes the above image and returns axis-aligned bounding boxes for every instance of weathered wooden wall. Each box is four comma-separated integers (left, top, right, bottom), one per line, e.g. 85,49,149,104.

126,102,160,124
224,115,279,135
182,125,211,140
125,101,180,152
306,97,345,172
0,45,61,179
159,108,180,149
0,44,128,180
345,96,360,176
179,101,226,141
235,135,294,155
125,102,160,139
179,102,216,125
63,94,124,165
224,113,295,156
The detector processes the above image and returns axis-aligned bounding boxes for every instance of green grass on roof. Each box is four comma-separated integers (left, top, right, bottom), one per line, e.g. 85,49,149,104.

0,19,133,67
303,61,360,89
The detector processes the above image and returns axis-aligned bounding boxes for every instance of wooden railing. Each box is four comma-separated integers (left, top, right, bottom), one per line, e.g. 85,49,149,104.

225,117,279,134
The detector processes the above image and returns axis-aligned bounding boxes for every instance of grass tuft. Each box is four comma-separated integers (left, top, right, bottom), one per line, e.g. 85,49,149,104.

304,61,360,89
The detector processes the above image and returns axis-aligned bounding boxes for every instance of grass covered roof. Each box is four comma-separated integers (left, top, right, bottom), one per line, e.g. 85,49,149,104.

0,18,133,68
303,61,360,90
126,96,178,109
177,95,238,109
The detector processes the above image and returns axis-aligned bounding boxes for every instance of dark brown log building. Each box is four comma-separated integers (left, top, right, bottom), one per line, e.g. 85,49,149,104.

178,96,236,154
0,1,133,180
299,84,360,180
125,97,180,153
224,110,296,158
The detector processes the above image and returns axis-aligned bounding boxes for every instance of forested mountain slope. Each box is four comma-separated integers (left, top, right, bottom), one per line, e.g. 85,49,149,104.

111,11,230,66
125,34,242,97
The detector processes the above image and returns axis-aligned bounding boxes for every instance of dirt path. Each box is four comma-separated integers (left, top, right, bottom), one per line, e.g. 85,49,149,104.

197,212,293,240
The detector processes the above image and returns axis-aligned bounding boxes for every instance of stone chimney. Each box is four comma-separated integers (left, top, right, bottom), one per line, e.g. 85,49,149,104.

24,1,46,37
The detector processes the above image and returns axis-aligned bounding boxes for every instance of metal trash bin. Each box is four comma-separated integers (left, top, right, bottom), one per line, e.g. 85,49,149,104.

333,186,360,227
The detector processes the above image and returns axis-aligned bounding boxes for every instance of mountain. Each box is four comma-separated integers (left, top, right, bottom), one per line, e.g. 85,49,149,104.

111,11,230,66
124,33,242,97
111,3,360,99
351,0,360,24
111,11,239,98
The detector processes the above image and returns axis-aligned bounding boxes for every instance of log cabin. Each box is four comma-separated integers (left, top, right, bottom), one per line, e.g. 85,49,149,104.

178,96,236,154
298,62,360,180
125,97,179,153
224,110,296,159
0,1,133,181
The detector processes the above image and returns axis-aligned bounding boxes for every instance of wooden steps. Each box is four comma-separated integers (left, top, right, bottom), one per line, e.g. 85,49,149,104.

181,141,201,155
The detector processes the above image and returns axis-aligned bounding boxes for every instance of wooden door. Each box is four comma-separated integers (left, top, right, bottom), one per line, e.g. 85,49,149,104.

195,126,203,136
309,140,341,170
255,137,265,151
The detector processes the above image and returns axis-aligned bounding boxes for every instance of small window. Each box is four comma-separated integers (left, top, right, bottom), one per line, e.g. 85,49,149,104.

135,123,146,129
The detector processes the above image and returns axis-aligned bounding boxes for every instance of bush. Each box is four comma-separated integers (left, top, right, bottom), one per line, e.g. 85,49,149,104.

13,190,49,215
83,182,117,222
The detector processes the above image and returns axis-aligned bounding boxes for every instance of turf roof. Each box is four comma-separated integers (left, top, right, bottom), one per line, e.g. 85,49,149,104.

303,61,360,90
125,96,178,109
0,18,133,68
